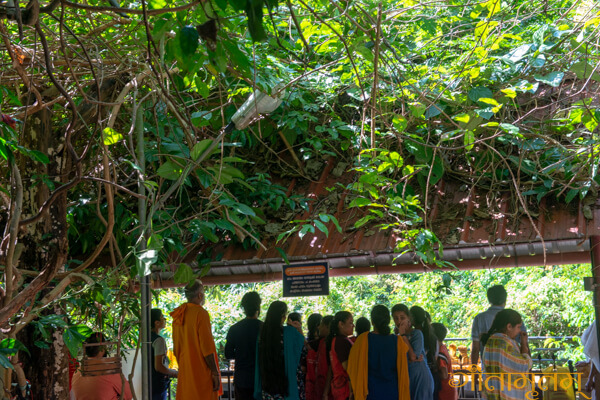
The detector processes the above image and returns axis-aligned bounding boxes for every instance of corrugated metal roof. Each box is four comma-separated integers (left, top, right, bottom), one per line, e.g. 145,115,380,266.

152,158,599,287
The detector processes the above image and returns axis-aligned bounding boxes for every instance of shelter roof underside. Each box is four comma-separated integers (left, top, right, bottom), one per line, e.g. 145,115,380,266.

154,159,600,286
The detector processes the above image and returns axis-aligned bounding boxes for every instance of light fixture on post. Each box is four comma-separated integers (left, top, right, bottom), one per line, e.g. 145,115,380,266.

224,84,285,133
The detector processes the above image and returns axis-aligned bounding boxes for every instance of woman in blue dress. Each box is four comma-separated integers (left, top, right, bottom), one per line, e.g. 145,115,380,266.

347,305,410,400
393,304,434,400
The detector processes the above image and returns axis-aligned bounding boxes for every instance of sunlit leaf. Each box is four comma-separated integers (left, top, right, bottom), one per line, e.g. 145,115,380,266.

534,72,564,87
102,127,123,146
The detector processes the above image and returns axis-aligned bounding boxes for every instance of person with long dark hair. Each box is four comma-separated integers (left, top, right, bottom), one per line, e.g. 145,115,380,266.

481,309,532,400
392,304,434,400
224,291,262,400
305,314,323,400
315,315,334,400
255,301,305,400
347,305,410,400
307,314,323,342
326,311,354,400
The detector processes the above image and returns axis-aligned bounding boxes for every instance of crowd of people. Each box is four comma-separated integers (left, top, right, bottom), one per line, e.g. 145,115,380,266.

140,281,538,400
68,281,565,400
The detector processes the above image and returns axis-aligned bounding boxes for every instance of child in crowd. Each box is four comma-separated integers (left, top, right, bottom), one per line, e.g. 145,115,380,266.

151,309,178,400
350,317,371,343
431,323,457,400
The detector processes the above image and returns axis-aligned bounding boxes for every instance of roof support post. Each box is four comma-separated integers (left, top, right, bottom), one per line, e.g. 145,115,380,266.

137,105,151,399
589,236,600,374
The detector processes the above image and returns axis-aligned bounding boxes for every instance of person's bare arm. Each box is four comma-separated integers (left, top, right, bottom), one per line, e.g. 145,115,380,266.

154,355,178,378
586,363,599,393
471,341,480,366
519,332,530,355
204,354,220,391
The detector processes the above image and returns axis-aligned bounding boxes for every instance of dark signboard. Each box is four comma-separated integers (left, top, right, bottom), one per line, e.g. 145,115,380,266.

282,262,329,297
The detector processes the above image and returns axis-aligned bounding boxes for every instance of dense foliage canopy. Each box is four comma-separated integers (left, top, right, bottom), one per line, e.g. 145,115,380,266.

0,0,599,394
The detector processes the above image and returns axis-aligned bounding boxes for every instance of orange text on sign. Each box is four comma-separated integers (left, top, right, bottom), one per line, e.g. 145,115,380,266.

285,265,326,276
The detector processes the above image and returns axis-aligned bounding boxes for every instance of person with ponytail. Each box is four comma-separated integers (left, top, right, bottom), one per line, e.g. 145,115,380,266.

326,311,354,400
305,314,323,400
392,304,434,400
315,315,334,400
480,309,532,400
255,301,305,400
347,305,410,400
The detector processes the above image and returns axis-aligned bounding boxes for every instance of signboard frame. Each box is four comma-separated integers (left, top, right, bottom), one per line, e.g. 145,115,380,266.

282,261,329,297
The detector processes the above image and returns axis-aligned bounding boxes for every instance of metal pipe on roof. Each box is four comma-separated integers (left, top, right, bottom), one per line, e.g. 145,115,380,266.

151,239,591,287
207,238,590,271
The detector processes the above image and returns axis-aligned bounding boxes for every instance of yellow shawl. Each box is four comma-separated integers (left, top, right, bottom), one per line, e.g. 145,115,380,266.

347,332,410,400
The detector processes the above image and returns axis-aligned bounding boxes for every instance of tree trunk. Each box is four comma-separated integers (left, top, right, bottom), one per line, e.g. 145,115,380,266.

14,107,71,399
17,310,70,400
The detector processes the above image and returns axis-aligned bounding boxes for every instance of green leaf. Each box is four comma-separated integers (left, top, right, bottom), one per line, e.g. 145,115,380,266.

314,220,329,236
570,61,600,82
178,26,199,56
276,247,290,265
28,150,50,164
534,72,564,87
214,0,227,9
500,123,520,136
102,127,123,146
565,189,578,204
148,0,167,9
328,215,342,233
0,338,28,356
468,87,493,103
478,98,499,106
299,224,315,239
0,354,11,370
157,160,182,180
464,130,475,151
214,219,235,231
223,40,252,77
425,104,444,119
501,88,517,99
235,203,256,216
408,102,426,118
228,0,246,11
349,197,371,208
199,263,211,277
63,325,92,358
174,263,196,284
453,113,470,123
392,115,408,132
191,112,213,128
355,215,374,228
245,0,267,42
190,139,214,161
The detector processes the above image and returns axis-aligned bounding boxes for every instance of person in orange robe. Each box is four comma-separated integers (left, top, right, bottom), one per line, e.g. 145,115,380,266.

170,280,223,400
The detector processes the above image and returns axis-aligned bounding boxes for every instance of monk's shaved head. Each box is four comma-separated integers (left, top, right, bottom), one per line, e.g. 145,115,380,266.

185,279,204,302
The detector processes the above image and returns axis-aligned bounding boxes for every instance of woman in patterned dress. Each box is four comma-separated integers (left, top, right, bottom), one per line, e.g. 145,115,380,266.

481,309,532,400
